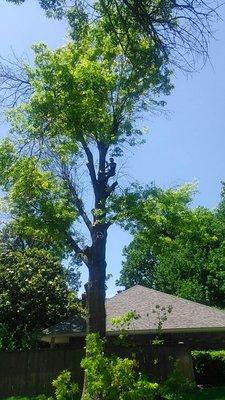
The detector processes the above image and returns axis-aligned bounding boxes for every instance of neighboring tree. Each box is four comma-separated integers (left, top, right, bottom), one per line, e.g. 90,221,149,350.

0,222,81,292
0,245,79,349
0,22,172,338
117,183,225,309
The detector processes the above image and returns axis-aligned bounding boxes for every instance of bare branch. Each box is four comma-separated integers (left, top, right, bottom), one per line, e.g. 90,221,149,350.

97,0,222,71
62,168,93,232
0,53,31,109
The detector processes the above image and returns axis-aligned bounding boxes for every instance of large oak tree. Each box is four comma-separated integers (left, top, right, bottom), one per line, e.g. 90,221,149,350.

0,21,171,336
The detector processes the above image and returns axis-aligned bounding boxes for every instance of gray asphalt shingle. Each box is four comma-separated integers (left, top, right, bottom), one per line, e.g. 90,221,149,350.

106,285,225,332
43,285,225,337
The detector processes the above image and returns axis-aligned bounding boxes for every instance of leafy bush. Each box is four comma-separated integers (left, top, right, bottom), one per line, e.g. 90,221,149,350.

81,333,159,400
159,368,195,400
52,370,79,400
0,324,16,351
192,350,225,386
127,378,160,400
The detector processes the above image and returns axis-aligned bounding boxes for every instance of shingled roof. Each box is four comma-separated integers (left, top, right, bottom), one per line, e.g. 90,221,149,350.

106,285,225,332
43,285,225,339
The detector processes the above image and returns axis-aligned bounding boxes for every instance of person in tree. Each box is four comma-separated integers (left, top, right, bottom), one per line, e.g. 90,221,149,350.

105,157,116,179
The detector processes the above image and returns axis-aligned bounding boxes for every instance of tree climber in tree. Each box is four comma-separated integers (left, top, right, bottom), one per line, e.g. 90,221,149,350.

105,157,116,179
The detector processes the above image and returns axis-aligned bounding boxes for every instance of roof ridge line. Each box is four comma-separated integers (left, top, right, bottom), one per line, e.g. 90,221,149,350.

109,285,225,315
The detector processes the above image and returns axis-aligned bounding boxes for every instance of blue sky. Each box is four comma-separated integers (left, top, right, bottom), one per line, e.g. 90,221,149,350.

1,0,225,296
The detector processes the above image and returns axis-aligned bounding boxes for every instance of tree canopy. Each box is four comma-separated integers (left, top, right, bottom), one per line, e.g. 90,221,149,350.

0,21,170,246
117,183,225,309
0,20,172,336
5,0,221,72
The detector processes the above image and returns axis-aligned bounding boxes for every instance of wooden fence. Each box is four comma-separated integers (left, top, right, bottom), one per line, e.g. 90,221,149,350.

0,345,194,398
0,347,84,399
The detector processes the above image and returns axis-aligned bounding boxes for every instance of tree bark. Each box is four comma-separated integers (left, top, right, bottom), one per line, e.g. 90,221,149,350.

81,228,107,400
80,141,114,399
85,226,107,336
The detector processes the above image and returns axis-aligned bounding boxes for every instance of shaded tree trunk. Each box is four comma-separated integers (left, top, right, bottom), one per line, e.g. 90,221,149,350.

80,142,117,399
85,227,107,336
81,228,107,400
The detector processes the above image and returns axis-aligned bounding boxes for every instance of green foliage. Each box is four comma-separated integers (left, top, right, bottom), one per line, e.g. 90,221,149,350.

152,304,173,331
6,0,216,74
0,324,16,351
159,368,195,400
8,25,170,144
117,183,225,308
4,397,48,400
52,370,79,400
0,141,77,251
0,19,171,259
110,310,140,345
0,247,79,349
4,387,225,400
192,350,225,386
81,333,159,400
111,310,140,330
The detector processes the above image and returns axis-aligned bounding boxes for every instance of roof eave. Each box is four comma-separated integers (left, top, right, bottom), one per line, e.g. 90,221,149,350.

40,325,225,342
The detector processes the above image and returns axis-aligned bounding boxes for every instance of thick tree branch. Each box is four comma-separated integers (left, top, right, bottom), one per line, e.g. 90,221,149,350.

97,141,108,177
80,138,98,195
66,234,89,267
66,177,93,232
107,180,118,197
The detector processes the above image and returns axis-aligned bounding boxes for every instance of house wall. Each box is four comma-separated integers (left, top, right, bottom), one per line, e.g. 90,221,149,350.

0,344,194,398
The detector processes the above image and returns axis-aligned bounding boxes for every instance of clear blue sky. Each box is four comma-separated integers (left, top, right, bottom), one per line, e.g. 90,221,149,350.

1,0,225,296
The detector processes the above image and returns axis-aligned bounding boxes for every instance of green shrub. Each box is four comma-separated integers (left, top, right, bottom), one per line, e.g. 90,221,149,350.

192,350,225,386
127,377,159,400
0,324,16,351
159,368,195,400
81,333,159,400
52,370,79,400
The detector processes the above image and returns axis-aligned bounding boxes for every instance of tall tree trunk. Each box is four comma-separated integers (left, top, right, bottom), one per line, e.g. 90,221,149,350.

81,142,113,399
81,227,107,400
85,227,107,336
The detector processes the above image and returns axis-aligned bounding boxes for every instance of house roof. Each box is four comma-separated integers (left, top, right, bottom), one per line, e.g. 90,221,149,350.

106,285,225,332
42,285,225,338
43,315,85,336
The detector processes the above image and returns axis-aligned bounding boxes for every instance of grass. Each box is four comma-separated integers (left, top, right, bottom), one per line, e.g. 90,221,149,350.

184,386,225,400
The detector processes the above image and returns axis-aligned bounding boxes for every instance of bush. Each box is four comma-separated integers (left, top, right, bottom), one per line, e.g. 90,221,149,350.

81,333,159,400
0,324,16,351
192,350,225,386
52,370,79,400
159,368,195,400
